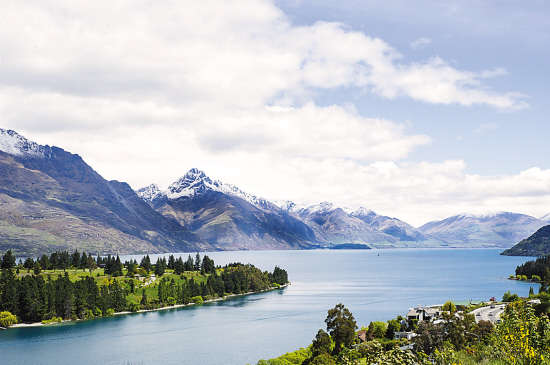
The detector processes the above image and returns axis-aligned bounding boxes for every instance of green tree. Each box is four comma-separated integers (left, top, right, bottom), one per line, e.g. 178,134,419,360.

1,250,16,269
140,255,152,273
310,353,336,365
386,319,401,339
0,311,17,327
325,303,357,354
367,321,387,339
194,253,201,271
140,291,148,307
441,301,457,313
33,262,41,275
311,329,332,356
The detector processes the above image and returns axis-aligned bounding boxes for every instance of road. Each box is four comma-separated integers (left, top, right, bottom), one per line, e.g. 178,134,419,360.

471,304,506,324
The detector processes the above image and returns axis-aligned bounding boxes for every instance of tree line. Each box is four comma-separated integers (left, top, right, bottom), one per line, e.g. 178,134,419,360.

0,250,289,324
515,255,550,281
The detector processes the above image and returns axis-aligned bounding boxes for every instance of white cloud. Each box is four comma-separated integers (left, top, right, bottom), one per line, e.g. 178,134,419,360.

0,1,526,110
0,0,541,226
410,37,432,49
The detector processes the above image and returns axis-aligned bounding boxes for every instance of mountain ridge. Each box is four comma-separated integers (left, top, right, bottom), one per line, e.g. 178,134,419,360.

1,128,546,255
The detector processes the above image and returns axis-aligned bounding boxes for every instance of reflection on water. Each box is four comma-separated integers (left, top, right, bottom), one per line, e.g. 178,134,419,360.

0,249,537,365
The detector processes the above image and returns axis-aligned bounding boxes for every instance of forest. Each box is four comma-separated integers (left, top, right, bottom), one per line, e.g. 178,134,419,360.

0,250,288,326
515,255,550,281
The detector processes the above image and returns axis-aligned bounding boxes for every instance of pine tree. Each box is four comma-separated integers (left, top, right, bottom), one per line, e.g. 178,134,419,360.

1,250,16,269
194,253,201,271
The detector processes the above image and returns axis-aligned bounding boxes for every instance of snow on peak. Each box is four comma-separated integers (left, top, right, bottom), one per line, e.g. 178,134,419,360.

136,184,164,203
0,128,48,158
540,213,550,222
350,207,376,217
165,168,275,210
301,201,336,214
455,211,509,219
167,168,221,199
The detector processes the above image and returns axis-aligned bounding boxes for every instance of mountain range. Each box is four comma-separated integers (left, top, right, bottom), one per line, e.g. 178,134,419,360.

1,128,548,256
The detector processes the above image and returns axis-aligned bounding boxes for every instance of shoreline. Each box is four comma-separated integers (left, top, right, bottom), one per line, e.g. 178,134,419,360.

9,283,289,329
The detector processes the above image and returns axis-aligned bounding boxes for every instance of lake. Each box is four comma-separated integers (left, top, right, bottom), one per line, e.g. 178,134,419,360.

0,249,537,365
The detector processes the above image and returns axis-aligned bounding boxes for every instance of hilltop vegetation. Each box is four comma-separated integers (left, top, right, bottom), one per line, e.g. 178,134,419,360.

502,225,550,256
0,250,288,325
256,294,550,365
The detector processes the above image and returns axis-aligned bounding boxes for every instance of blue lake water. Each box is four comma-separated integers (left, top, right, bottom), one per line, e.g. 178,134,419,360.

0,248,537,365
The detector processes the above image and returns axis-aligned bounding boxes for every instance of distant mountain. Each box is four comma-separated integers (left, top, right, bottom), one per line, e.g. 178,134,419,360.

501,225,550,256
280,202,427,247
3,128,547,255
540,213,550,223
0,128,200,256
418,212,547,248
137,169,316,250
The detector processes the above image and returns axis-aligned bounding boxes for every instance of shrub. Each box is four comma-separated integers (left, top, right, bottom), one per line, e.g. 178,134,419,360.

41,316,62,325
502,291,520,302
93,307,102,317
192,296,204,304
128,303,141,312
441,301,457,313
531,275,542,282
104,308,115,317
0,311,18,327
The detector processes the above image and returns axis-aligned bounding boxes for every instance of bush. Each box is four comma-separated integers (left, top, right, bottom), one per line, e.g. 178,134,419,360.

0,311,18,327
128,303,141,312
367,321,388,339
41,316,62,325
192,296,204,304
531,275,542,282
441,301,457,313
104,308,115,317
93,307,102,317
502,291,520,302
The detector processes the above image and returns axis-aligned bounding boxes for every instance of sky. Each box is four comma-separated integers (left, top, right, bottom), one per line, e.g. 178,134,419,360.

1,0,549,226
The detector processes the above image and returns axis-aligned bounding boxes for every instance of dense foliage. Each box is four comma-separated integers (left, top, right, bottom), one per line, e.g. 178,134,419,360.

0,250,288,326
256,295,550,365
515,255,550,281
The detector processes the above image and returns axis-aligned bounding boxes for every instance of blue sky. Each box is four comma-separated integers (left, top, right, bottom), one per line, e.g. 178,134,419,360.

1,0,549,225
276,0,550,175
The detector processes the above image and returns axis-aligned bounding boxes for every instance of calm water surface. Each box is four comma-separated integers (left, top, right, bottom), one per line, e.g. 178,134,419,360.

0,249,537,365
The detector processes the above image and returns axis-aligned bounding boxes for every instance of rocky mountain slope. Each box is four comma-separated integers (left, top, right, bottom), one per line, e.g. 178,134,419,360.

2,128,546,255
137,169,316,250
276,202,427,246
0,128,200,256
418,212,547,248
501,225,550,256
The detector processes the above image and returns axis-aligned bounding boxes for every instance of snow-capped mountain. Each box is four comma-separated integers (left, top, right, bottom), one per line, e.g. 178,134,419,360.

419,212,546,247
0,128,199,255
540,213,550,223
147,168,279,212
137,169,316,250
350,208,426,242
0,128,50,158
136,184,164,204
284,202,426,245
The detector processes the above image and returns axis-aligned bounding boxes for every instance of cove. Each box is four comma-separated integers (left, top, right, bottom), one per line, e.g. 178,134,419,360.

0,248,536,365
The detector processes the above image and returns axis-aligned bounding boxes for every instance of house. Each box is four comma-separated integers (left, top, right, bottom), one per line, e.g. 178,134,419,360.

394,331,417,340
407,306,442,322
357,330,367,343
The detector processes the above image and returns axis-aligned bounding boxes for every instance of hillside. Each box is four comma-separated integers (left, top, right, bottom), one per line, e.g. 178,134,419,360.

138,169,316,250
501,225,550,256
0,129,200,256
